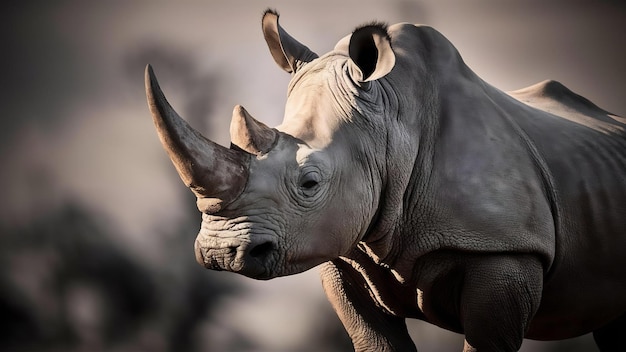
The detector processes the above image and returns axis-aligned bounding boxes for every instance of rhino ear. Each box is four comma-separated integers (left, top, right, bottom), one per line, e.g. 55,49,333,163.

262,9,318,74
348,23,395,82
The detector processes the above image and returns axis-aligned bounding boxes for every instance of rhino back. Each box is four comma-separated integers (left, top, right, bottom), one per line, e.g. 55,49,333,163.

505,80,626,255
484,82,626,337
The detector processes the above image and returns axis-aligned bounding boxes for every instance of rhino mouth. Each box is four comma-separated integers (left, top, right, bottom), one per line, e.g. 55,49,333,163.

194,237,277,279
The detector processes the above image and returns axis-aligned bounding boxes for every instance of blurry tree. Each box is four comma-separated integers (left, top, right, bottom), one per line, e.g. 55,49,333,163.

0,195,240,352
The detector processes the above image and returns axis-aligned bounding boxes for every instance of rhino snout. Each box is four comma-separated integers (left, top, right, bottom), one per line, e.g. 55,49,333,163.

194,237,276,279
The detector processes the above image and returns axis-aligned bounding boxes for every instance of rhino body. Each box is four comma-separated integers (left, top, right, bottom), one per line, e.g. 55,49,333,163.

146,10,626,351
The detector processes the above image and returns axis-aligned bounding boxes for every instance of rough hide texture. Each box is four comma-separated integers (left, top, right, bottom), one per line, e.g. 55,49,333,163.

147,9,626,352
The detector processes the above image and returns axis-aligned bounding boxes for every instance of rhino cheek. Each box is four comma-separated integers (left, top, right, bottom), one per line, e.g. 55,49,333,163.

286,241,336,271
284,222,351,271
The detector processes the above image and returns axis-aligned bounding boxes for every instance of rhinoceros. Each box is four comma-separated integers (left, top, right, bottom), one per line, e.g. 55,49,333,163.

145,9,626,352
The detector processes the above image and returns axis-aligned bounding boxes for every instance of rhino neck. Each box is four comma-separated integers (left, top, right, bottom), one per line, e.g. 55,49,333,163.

348,83,442,284
340,25,472,281
342,43,482,282
355,164,440,284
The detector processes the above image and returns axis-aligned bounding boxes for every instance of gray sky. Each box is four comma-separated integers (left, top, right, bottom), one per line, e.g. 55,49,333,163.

1,1,624,350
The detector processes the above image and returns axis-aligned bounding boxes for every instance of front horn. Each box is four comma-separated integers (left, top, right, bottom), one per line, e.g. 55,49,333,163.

145,65,249,213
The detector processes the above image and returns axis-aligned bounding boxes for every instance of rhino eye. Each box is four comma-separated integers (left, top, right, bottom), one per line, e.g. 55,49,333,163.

301,180,318,189
299,171,321,194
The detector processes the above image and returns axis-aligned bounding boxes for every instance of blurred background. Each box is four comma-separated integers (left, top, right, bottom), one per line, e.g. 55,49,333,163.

1,1,624,351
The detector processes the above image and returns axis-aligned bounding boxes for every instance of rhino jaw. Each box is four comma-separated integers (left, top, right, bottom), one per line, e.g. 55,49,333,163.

193,235,277,279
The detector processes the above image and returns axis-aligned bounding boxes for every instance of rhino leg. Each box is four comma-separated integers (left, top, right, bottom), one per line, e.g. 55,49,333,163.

593,313,626,351
320,260,417,352
460,254,543,352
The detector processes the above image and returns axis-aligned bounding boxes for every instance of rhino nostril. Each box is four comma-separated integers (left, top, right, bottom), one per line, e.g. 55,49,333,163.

249,241,274,258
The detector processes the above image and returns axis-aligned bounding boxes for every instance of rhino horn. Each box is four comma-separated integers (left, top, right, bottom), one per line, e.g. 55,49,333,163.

145,65,249,213
230,105,277,156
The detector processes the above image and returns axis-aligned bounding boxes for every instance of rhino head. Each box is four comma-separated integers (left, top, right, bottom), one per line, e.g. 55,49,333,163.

146,10,397,279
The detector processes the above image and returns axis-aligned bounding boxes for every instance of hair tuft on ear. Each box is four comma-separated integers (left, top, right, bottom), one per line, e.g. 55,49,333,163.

353,22,391,42
263,8,279,20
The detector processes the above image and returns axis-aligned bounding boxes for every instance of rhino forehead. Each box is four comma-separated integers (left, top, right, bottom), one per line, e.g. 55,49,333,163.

281,58,388,146
280,91,342,146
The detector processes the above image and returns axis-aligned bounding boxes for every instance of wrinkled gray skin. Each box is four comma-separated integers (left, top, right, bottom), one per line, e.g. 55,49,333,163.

146,9,626,352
